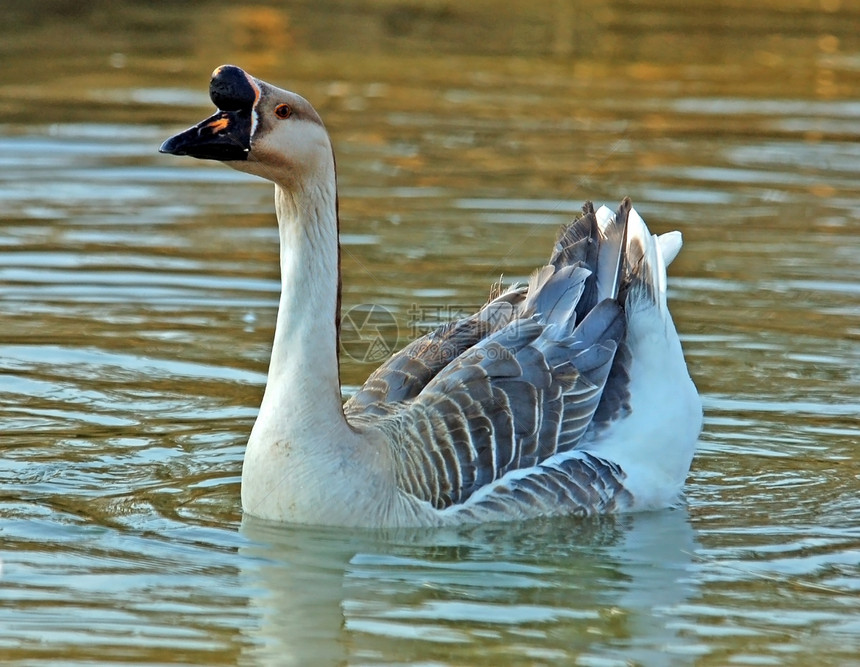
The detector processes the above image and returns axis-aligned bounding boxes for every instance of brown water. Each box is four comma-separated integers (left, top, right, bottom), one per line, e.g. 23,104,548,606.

2,1,859,665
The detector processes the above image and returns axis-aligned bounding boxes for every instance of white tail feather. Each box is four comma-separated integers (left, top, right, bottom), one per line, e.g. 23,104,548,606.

657,231,683,266
593,204,625,301
595,204,615,233
582,205,701,511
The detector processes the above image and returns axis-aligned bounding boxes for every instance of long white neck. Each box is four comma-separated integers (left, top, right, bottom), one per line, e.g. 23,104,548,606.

242,168,358,520
267,180,343,426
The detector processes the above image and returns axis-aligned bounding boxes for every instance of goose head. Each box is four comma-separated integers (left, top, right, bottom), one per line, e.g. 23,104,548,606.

160,65,332,189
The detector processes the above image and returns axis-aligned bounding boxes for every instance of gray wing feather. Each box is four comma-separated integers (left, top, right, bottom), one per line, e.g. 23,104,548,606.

346,199,642,514
452,453,634,521
374,301,623,509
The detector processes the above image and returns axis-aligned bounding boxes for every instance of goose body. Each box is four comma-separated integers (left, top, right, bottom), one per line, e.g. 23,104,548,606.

161,65,702,527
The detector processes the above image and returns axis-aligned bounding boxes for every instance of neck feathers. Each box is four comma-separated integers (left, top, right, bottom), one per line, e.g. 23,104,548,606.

265,174,343,427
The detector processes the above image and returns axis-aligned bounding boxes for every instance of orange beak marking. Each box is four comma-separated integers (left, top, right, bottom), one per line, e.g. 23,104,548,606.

207,117,230,133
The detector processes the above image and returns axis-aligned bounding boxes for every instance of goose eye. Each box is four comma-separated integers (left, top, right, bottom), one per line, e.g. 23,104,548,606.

274,104,292,119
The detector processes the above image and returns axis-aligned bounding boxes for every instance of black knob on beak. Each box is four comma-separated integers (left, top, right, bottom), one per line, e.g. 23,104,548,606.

210,65,258,112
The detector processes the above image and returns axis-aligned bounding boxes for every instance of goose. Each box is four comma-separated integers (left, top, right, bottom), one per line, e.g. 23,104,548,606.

160,65,702,527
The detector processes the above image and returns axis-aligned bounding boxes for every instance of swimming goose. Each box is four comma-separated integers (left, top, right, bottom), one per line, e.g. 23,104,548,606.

160,65,702,527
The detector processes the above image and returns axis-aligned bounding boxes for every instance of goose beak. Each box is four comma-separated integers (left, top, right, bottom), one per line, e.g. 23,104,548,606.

160,64,259,162
159,109,252,161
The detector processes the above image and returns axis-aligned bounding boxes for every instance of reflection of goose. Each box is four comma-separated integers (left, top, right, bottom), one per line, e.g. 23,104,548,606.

238,510,699,665
161,65,702,527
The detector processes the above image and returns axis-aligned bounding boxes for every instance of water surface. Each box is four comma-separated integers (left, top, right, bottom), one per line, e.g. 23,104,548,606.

1,1,859,665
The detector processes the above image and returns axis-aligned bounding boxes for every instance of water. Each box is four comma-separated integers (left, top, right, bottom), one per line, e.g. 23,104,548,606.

2,1,859,664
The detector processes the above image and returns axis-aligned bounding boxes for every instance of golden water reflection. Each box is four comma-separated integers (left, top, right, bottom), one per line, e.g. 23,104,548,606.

1,1,859,665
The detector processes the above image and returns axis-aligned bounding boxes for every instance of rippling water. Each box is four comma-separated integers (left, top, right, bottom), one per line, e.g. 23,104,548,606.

2,1,859,665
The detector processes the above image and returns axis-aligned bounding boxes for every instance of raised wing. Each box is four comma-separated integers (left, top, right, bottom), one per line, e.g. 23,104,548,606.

346,200,639,513
345,200,630,419
372,298,624,509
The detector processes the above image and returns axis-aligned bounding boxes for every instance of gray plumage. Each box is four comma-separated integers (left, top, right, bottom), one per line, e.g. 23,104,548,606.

344,199,641,518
